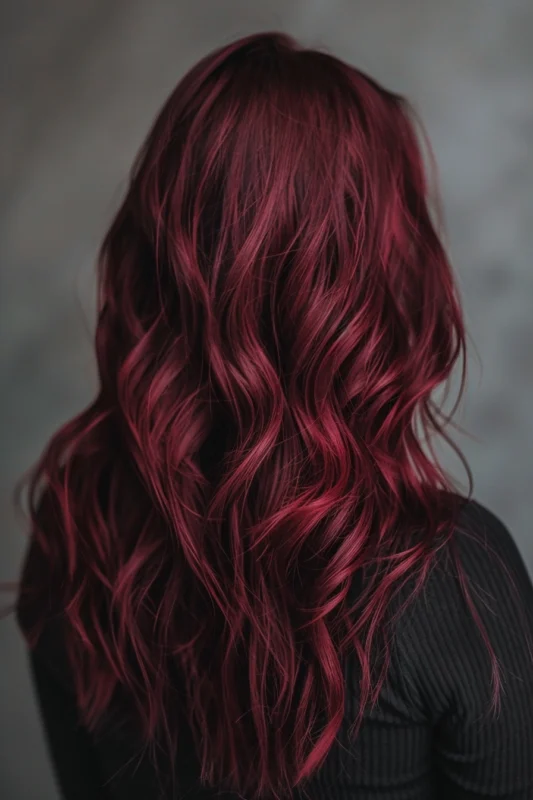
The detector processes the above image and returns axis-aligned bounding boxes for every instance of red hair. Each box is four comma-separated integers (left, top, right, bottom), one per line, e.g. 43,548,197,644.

8,31,503,800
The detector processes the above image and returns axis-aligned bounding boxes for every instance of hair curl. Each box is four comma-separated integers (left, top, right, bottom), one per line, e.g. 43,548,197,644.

6,30,504,800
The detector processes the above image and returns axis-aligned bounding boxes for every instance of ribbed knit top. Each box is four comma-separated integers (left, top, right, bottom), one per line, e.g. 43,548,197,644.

17,498,533,799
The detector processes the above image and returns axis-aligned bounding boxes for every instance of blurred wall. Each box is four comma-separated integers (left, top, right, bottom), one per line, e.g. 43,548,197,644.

1,1,532,797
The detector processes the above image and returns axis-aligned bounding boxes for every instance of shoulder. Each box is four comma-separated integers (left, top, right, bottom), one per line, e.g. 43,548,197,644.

392,497,533,720
409,496,533,615
401,495,533,645
453,497,532,581
440,497,533,641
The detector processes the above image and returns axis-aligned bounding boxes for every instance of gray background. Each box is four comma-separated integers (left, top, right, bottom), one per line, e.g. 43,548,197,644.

1,1,532,798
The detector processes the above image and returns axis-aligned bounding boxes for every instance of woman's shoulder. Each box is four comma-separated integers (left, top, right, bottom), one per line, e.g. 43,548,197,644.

390,496,533,720
434,496,533,629
453,497,532,575
398,495,533,640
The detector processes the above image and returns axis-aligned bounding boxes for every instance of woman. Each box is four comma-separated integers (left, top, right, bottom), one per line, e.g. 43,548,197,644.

10,30,533,800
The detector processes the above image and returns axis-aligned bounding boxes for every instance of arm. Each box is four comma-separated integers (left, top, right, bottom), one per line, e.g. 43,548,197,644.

17,535,171,800
400,500,533,799
16,529,110,799
28,647,111,800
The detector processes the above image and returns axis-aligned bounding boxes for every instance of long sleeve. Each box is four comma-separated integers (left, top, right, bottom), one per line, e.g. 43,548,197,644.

17,538,163,800
28,647,110,800
16,496,533,800
396,500,533,799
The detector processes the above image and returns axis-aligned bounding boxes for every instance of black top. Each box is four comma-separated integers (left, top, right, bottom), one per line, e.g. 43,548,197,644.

17,498,533,799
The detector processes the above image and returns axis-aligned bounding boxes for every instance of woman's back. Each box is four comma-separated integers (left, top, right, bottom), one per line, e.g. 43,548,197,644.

10,31,533,800
18,497,533,798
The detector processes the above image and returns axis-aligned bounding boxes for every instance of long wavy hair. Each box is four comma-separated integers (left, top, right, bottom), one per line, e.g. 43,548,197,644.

7,30,505,800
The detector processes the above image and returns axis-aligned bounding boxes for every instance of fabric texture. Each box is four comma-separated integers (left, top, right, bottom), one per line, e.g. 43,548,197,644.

17,498,533,799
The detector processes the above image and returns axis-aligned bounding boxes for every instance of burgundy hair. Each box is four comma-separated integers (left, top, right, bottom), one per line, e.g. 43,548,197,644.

7,31,507,800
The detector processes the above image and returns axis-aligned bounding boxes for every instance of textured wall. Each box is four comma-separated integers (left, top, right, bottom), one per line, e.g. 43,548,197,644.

1,1,532,797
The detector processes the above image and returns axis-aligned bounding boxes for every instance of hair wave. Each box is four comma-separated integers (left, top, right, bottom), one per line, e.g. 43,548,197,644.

7,31,504,800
